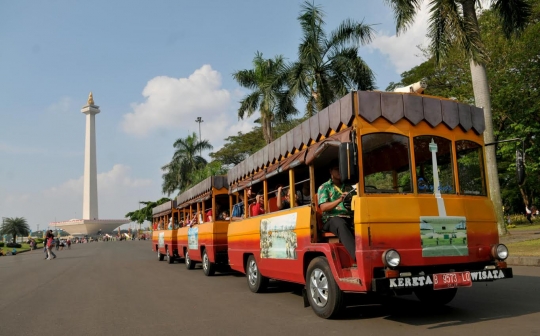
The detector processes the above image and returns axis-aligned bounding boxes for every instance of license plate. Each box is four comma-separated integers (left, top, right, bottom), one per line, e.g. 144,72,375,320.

433,271,472,290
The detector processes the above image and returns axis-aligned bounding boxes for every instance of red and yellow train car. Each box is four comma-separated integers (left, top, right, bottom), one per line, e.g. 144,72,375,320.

226,90,513,318
151,200,180,264
176,176,229,276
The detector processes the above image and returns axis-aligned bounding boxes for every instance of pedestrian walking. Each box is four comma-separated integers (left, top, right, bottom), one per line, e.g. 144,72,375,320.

45,230,57,260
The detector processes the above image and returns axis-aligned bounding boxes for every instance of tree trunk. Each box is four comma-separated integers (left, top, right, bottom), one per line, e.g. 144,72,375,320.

519,185,529,209
262,115,273,144
463,1,507,236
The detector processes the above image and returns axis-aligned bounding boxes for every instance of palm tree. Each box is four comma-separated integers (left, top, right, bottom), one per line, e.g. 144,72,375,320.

384,0,531,236
161,132,213,195
126,197,171,232
289,1,376,116
233,52,298,144
0,217,30,242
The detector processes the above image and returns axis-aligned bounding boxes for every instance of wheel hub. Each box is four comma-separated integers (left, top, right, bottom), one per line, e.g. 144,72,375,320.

248,260,258,286
310,268,329,307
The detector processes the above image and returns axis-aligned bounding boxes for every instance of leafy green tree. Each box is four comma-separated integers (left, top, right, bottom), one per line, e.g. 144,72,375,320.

161,132,213,196
384,0,532,235
233,52,298,144
125,197,171,230
289,1,375,116
1,217,30,242
188,161,228,188
210,118,306,167
210,129,266,166
386,47,472,103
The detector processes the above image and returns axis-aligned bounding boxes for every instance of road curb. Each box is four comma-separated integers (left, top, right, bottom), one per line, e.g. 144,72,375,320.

507,256,540,267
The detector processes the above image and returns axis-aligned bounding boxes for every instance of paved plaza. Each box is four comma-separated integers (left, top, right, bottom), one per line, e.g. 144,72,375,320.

1,241,540,335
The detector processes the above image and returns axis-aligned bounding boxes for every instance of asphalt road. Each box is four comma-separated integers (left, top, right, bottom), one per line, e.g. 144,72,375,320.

1,241,539,336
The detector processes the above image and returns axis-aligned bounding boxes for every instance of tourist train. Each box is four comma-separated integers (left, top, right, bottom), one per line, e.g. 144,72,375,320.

152,88,514,319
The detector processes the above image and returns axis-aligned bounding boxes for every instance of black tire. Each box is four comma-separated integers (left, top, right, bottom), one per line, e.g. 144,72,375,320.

202,249,216,276
246,255,268,293
415,287,457,306
306,257,344,319
166,250,174,264
157,247,164,261
185,250,196,270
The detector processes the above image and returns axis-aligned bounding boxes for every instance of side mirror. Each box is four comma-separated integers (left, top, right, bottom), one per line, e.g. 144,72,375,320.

516,149,525,185
339,142,359,184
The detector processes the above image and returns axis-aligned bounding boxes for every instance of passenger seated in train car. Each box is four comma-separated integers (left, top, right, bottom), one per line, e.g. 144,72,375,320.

296,181,311,206
317,159,356,262
250,191,265,216
205,205,222,222
276,185,299,210
219,210,229,220
232,187,252,221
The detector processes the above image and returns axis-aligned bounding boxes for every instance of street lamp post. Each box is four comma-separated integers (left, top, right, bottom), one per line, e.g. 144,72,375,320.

195,117,203,155
1,217,6,253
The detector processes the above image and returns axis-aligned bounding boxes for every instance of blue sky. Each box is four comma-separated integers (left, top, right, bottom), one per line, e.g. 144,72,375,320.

0,0,431,231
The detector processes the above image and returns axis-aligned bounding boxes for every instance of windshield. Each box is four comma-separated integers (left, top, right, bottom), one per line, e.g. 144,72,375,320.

413,136,455,194
362,133,412,193
456,140,486,196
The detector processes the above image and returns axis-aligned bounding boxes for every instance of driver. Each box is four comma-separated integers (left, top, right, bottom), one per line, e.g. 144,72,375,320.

318,159,356,263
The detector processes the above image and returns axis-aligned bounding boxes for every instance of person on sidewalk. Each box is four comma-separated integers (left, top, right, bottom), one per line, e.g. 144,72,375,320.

45,230,57,260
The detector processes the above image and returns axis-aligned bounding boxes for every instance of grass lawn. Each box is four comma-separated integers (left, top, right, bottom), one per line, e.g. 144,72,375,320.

2,243,44,254
508,223,540,231
507,238,540,257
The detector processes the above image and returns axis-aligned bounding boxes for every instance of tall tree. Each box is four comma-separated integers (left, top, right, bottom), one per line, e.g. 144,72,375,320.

384,0,532,235
1,217,30,242
161,132,213,196
125,198,171,226
233,52,298,144
289,1,375,116
210,118,305,167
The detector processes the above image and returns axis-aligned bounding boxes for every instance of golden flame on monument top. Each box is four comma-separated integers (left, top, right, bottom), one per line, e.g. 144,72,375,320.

87,92,94,106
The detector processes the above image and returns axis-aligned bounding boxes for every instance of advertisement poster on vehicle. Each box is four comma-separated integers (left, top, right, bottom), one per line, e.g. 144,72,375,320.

420,216,468,257
188,227,198,250
158,232,165,248
260,213,297,260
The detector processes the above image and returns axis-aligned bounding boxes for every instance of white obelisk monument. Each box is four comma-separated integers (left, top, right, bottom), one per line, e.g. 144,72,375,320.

51,93,129,236
82,92,99,220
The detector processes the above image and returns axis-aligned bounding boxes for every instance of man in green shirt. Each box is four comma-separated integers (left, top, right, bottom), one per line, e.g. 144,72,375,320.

318,159,356,262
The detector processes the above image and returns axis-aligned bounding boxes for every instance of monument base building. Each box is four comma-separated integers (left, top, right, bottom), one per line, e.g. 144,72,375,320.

51,219,130,237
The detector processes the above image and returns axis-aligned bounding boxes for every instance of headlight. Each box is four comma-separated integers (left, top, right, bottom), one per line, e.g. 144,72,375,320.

382,249,401,267
491,244,509,260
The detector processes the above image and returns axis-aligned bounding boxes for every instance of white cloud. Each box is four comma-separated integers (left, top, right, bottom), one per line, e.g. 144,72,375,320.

47,96,73,114
369,2,431,73
1,164,155,230
122,65,232,138
122,64,259,152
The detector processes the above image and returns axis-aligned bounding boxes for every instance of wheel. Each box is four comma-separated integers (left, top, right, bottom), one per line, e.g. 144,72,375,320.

415,287,457,306
306,257,344,319
166,250,174,264
157,248,164,261
185,250,196,270
202,250,216,276
246,255,268,293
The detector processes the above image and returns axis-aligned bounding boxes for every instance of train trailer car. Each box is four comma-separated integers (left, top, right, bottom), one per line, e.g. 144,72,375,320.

176,176,230,276
151,200,180,264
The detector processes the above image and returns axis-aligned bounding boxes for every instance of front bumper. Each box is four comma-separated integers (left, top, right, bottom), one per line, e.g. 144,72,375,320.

372,267,513,293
